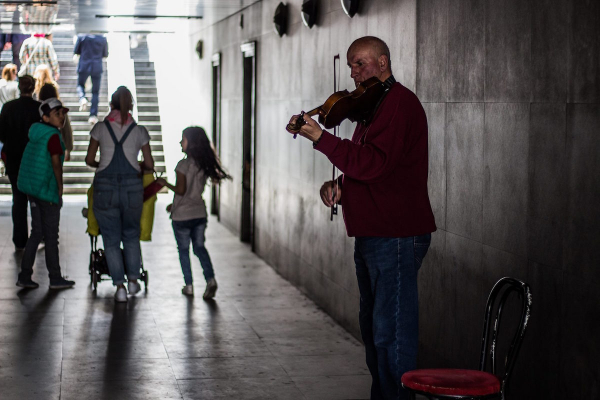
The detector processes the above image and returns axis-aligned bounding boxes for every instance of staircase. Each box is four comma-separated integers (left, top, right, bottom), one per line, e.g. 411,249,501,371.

0,32,166,195
130,35,166,179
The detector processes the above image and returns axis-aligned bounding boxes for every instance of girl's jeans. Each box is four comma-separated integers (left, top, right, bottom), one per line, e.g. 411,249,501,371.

354,234,431,400
172,217,215,285
93,175,143,286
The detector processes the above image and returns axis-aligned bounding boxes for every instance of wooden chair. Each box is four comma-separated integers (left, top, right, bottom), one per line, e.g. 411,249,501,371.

401,277,532,399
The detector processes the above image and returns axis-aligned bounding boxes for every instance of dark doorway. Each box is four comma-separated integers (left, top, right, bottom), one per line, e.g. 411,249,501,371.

210,53,222,219
240,42,256,248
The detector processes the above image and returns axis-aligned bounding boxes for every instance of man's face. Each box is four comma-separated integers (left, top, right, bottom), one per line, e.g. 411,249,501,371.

347,45,383,87
43,108,66,129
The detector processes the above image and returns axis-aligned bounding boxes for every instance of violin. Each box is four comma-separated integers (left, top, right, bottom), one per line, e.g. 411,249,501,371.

287,76,388,133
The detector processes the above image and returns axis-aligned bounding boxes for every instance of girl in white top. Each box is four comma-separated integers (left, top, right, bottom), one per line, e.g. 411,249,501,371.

157,127,231,298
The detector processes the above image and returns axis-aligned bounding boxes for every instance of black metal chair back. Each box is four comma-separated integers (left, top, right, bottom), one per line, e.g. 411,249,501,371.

479,277,532,397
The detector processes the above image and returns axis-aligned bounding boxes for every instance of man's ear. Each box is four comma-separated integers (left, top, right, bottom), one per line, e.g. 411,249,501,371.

41,114,50,123
378,55,388,71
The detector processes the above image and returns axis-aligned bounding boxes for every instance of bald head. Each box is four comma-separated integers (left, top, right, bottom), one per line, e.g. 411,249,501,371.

346,36,392,86
348,36,392,71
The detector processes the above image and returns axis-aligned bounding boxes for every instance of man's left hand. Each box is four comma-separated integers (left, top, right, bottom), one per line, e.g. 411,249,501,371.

286,113,323,143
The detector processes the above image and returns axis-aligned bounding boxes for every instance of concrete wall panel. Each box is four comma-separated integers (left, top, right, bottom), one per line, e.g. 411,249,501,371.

485,0,532,102
448,0,484,102
565,104,600,281
423,103,446,230
559,275,600,397
416,0,447,102
518,262,563,399
446,102,484,241
418,230,452,367
568,0,600,103
532,0,568,102
483,103,529,256
527,103,566,268
444,233,483,368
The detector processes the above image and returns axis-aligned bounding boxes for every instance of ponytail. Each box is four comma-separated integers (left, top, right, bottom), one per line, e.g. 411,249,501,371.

111,86,134,126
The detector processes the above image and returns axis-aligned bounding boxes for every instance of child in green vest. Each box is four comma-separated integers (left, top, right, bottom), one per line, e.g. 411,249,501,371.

16,98,75,289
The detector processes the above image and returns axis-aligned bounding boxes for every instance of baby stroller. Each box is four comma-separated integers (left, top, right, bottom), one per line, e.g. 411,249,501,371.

89,234,148,291
85,170,161,291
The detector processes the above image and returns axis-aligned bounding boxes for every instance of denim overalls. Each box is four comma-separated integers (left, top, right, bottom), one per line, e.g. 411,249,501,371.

93,120,143,286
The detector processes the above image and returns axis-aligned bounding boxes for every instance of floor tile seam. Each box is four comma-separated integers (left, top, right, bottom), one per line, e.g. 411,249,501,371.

157,294,185,400
242,317,282,362
286,372,372,378
58,378,180,383
162,354,277,360
172,377,298,383
61,357,171,361
59,307,66,393
0,340,65,344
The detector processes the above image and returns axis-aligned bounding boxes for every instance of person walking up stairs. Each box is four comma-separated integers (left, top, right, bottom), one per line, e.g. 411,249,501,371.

74,34,108,125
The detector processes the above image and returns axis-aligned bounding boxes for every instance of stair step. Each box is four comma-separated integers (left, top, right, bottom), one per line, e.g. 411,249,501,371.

67,154,165,163
136,87,158,94
136,96,158,103
71,142,164,152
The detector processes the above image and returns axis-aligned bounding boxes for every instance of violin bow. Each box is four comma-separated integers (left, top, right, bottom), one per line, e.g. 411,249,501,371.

331,54,340,221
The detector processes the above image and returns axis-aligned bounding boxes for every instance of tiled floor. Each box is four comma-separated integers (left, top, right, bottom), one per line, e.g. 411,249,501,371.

0,195,371,400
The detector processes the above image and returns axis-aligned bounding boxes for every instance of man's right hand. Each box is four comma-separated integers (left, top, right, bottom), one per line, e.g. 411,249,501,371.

320,180,341,207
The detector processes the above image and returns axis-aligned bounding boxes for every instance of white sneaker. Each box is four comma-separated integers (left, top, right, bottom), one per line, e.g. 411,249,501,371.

79,97,88,111
128,280,141,296
88,115,99,125
182,284,194,296
114,286,127,302
203,278,217,299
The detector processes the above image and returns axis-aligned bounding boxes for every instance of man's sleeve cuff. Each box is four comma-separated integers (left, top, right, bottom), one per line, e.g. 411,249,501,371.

313,130,339,155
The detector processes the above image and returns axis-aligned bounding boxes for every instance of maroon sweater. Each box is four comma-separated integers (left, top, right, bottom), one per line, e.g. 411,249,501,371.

315,82,437,237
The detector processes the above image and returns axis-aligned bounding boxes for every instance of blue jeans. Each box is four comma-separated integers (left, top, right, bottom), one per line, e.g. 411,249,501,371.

93,175,143,286
77,71,102,116
354,234,431,400
172,218,215,285
19,196,62,280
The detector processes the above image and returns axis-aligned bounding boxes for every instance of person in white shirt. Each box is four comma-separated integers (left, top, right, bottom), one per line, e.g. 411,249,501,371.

0,64,19,111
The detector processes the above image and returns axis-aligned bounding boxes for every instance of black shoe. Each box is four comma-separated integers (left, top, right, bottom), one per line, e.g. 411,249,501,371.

49,277,75,289
16,278,39,289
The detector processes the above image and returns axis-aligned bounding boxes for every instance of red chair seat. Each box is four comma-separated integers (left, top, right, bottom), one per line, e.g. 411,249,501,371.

401,369,501,397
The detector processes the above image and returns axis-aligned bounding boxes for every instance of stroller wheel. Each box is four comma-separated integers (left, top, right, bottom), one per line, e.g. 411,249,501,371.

142,271,149,289
91,270,98,291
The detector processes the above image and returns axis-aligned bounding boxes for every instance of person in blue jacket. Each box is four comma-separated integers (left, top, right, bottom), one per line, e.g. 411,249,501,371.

74,34,108,125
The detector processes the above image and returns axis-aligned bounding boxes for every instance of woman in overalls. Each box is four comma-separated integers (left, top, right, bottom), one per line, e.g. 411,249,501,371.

85,86,154,302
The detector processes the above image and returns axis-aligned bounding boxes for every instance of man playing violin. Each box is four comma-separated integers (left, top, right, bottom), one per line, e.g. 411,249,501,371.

287,36,436,400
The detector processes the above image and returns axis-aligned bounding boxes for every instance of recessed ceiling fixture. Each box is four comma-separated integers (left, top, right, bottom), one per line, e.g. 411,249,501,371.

273,2,288,37
301,0,318,29
341,0,360,18
96,15,203,20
